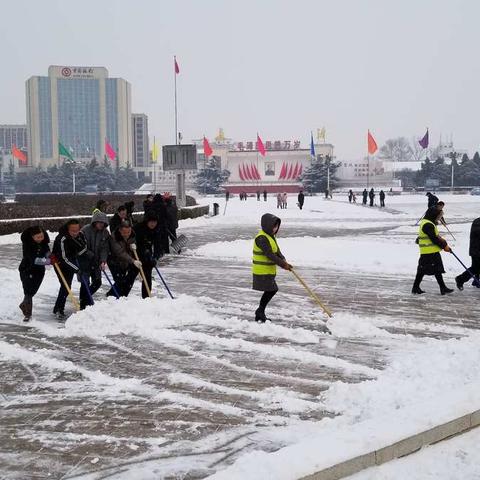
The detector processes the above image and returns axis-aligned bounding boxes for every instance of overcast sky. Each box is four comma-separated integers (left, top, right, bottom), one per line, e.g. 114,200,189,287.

1,0,479,159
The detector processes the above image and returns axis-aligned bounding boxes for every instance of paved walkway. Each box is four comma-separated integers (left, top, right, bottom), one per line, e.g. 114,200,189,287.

1,218,479,479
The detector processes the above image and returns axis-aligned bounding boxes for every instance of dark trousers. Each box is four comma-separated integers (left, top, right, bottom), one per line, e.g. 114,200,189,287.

299,202,304,210
413,272,447,290
380,198,385,207
20,268,45,297
79,269,102,309
54,266,75,313
107,265,138,297
456,256,480,284
369,197,374,206
258,290,277,312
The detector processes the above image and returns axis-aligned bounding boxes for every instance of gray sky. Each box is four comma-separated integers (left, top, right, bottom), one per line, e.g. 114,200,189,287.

1,0,479,159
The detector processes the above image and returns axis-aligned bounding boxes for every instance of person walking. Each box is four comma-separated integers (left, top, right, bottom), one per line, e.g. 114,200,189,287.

263,190,268,201
362,188,368,205
134,211,162,298
252,213,292,322
107,221,141,297
256,191,261,201
80,211,110,309
348,190,353,203
455,216,480,290
379,190,386,208
52,219,89,318
369,188,375,207
282,192,288,209
18,226,51,321
412,206,453,295
297,190,305,210
276,193,282,209
109,205,128,233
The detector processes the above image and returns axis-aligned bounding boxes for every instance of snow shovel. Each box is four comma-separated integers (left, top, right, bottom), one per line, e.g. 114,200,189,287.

131,244,152,297
450,251,480,287
169,232,188,254
154,265,175,299
50,255,80,312
291,269,332,318
440,219,456,241
103,270,120,299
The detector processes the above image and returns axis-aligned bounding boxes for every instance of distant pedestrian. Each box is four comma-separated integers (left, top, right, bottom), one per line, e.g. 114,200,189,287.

455,216,480,290
352,193,357,203
369,188,375,207
263,190,267,201
257,191,261,201
362,189,368,205
379,190,386,208
297,190,305,210
276,193,282,209
282,192,288,209
348,189,353,203
426,192,439,208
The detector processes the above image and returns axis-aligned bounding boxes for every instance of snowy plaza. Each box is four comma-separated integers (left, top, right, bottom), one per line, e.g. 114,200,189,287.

1,193,480,479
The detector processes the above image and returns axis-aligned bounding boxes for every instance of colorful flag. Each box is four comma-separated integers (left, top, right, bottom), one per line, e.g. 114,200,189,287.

279,162,287,180
253,164,261,180
317,127,326,141
105,140,116,161
239,164,245,181
367,130,378,155
310,132,316,158
419,129,429,149
58,142,74,161
298,163,303,177
174,56,180,74
287,163,294,180
256,134,266,157
12,144,27,164
203,136,213,157
151,137,159,163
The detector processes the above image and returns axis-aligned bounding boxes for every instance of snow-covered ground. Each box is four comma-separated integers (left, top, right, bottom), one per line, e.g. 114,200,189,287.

1,193,480,479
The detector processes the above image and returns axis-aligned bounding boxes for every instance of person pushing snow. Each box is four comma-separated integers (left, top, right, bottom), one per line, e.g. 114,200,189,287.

252,213,292,322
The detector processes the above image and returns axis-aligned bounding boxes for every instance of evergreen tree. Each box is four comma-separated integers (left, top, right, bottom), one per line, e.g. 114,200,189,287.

114,162,141,191
194,158,230,194
300,155,339,193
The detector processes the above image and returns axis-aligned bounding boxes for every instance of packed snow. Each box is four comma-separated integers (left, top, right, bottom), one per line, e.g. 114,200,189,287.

1,192,480,479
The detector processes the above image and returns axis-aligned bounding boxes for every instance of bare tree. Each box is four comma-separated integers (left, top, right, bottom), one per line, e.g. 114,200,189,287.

379,137,414,163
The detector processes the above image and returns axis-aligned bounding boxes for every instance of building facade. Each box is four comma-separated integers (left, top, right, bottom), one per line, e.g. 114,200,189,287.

132,113,150,180
26,66,132,169
0,125,27,152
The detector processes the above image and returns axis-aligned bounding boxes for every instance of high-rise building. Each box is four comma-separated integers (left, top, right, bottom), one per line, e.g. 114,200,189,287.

132,113,150,180
26,65,132,168
0,125,27,151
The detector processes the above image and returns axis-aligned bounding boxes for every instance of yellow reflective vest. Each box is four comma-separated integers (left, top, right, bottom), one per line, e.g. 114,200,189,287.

418,219,441,254
252,230,278,275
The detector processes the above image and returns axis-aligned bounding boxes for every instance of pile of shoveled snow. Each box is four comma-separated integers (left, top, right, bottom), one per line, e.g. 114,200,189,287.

207,331,480,480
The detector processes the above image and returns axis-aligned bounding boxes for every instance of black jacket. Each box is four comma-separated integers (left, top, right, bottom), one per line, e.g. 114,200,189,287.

109,213,125,233
150,195,168,232
134,222,161,265
469,217,480,257
427,193,439,208
53,227,89,274
298,192,305,204
165,200,179,231
19,228,50,273
108,229,136,270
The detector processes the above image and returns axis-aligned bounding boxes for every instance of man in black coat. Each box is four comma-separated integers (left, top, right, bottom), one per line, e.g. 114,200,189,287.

362,189,368,205
165,196,179,243
455,217,480,290
369,188,375,207
18,226,51,320
52,219,90,317
297,191,305,210
426,192,439,208
134,211,162,298
150,194,169,254
379,190,386,207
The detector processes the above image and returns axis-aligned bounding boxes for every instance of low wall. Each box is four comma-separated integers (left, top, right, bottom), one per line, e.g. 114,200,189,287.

0,205,209,236
0,193,197,221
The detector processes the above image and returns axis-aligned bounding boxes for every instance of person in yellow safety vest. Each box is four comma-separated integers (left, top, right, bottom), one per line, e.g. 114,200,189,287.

252,213,292,322
412,206,453,295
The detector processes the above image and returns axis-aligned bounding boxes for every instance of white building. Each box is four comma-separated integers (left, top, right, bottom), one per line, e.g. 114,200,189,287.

132,113,150,180
26,65,132,169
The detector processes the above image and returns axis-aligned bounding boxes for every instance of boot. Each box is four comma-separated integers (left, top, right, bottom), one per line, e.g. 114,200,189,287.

455,276,464,291
255,308,267,323
436,274,453,295
19,301,28,317
411,286,425,294
440,287,454,295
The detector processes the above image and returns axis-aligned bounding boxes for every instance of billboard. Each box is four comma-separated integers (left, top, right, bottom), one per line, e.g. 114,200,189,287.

162,144,197,171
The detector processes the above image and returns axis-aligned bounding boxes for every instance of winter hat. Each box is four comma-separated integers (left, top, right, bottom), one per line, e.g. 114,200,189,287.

91,210,108,226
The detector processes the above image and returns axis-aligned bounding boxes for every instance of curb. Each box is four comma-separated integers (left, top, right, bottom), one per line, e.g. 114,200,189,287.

299,409,480,480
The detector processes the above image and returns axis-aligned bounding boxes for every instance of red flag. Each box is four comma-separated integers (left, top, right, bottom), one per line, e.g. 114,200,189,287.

203,137,213,157
239,165,245,181
279,162,287,179
367,130,378,155
253,164,261,180
292,162,299,179
12,144,27,164
174,56,180,74
298,163,303,177
105,140,116,161
256,134,266,157
287,163,293,180
246,164,253,180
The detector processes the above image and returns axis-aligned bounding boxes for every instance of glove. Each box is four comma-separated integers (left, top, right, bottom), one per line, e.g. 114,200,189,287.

49,254,58,265
131,243,137,251
281,261,293,271
133,260,142,269
34,257,51,266
444,245,451,253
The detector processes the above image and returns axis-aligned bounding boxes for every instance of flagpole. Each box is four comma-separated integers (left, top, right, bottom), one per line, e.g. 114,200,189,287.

174,56,178,145
153,136,157,193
